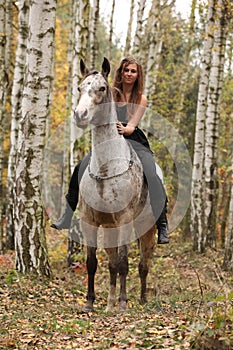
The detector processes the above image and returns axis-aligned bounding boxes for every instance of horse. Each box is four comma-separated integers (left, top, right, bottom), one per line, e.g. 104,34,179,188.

74,57,156,312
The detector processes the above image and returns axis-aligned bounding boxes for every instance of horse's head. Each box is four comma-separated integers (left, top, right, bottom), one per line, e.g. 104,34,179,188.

74,57,111,128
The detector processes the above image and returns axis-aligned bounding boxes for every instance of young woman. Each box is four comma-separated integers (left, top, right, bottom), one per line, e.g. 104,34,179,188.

51,57,169,244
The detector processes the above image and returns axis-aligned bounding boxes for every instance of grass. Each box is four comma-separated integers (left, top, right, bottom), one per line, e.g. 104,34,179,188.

0,228,232,349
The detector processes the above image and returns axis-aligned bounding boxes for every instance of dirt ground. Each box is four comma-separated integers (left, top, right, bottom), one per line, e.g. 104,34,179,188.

0,229,232,349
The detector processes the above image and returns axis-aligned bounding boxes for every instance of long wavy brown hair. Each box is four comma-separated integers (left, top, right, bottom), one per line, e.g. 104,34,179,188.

112,57,144,105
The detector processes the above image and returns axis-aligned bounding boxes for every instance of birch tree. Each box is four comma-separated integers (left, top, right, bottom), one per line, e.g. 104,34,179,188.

204,0,229,248
133,0,146,58
190,0,216,252
144,0,162,104
0,0,6,253
124,0,134,56
70,0,90,173
14,0,56,276
108,0,115,60
173,0,197,130
90,0,99,69
6,0,29,250
68,0,90,262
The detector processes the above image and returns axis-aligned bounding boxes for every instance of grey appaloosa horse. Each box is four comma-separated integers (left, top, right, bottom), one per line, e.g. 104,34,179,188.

74,57,156,312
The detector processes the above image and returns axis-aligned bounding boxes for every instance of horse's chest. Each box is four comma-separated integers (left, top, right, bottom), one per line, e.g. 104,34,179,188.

79,159,143,218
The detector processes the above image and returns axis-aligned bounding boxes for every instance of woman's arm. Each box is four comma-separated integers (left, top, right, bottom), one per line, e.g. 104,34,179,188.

117,95,147,136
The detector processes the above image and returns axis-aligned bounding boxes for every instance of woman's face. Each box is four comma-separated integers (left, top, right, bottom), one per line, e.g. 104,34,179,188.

122,63,138,85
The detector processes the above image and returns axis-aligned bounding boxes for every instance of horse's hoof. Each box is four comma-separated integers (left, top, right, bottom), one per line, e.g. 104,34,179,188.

105,306,114,313
118,301,127,313
82,301,94,313
140,297,147,305
82,306,94,313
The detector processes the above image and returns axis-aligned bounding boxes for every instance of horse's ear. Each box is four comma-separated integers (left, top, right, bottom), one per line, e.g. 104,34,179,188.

80,59,89,77
102,57,110,78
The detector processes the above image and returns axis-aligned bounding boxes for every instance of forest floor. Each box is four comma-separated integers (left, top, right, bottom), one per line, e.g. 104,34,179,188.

0,228,233,350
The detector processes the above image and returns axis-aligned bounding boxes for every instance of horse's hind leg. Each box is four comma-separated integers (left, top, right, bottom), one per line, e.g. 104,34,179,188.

82,246,97,312
118,244,128,312
138,227,155,304
105,247,118,312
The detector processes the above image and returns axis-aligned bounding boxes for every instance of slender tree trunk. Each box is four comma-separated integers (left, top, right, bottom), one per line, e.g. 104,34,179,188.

144,0,162,105
6,0,29,250
15,0,56,276
90,0,99,69
190,0,216,252
108,0,115,60
204,0,228,248
223,154,233,271
70,0,90,173
0,0,6,253
133,0,146,58
124,0,134,56
174,0,197,127
68,0,91,264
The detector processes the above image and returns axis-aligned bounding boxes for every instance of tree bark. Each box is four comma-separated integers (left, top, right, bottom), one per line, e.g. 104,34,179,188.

144,0,162,105
133,0,146,58
223,149,233,271
0,0,7,253
124,0,134,56
90,0,99,69
70,0,90,173
15,0,56,276
6,0,29,250
108,0,115,60
190,0,216,252
204,0,228,248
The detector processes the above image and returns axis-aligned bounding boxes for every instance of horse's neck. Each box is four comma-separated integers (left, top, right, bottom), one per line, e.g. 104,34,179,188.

90,111,131,177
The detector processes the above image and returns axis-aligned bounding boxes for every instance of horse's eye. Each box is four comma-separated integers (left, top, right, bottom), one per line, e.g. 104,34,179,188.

99,86,106,92
78,86,81,92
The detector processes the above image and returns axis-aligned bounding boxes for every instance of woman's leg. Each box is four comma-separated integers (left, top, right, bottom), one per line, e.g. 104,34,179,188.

130,142,169,244
51,154,90,230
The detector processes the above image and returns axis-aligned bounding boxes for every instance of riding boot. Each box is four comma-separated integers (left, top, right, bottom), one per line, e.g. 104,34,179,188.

156,206,169,244
50,199,74,230
50,156,90,231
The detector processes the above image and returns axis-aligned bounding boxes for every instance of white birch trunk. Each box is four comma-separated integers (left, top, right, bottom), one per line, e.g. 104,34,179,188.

108,0,115,60
173,0,197,127
144,0,162,105
204,0,228,247
133,0,146,58
15,0,56,276
70,0,90,173
124,0,135,56
190,0,216,252
6,0,29,250
90,0,99,69
0,0,6,253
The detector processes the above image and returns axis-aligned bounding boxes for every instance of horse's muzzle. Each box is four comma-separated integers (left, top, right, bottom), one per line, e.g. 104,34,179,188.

74,108,88,128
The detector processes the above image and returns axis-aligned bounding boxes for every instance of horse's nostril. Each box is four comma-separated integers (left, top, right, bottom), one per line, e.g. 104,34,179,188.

75,108,88,121
81,109,88,119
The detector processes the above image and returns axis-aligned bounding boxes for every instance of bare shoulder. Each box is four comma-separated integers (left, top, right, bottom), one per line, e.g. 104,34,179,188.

140,95,147,107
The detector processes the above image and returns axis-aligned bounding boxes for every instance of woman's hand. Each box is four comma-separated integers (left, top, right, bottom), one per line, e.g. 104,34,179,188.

116,121,125,135
116,121,135,136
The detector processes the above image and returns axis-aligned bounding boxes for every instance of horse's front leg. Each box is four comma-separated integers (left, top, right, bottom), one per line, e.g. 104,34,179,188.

105,247,118,312
118,244,128,312
82,246,98,312
138,227,155,304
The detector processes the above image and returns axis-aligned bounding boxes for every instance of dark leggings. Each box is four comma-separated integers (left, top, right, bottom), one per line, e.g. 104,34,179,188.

66,141,167,222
